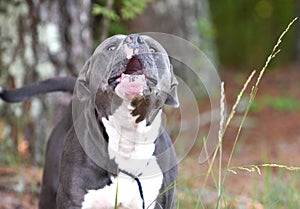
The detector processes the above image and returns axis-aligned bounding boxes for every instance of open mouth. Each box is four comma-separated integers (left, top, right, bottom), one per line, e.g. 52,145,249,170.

123,57,143,75
107,56,150,97
108,56,146,87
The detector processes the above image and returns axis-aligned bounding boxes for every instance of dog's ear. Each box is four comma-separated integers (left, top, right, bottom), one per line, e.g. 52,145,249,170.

165,64,179,107
76,59,91,100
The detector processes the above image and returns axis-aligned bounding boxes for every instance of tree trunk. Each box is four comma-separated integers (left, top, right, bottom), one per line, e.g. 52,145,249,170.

125,0,218,98
0,0,92,164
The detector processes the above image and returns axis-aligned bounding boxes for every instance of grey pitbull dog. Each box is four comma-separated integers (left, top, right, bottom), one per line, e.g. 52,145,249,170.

0,34,179,209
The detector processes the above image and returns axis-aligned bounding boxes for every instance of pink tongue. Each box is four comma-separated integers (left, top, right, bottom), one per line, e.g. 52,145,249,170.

116,74,146,97
123,82,144,94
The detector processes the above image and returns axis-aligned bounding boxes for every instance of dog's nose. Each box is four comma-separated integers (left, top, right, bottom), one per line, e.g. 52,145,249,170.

124,34,144,49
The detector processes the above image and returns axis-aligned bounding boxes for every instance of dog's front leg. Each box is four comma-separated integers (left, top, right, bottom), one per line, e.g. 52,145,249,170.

81,175,143,209
56,128,113,209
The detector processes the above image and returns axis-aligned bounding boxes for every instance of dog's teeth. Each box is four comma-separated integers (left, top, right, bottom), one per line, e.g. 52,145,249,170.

129,75,138,82
120,74,146,84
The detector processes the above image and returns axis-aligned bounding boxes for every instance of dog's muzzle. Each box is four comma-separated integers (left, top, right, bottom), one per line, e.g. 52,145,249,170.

108,34,159,98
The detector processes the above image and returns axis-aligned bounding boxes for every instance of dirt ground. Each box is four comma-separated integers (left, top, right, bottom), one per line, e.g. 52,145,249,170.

0,64,300,208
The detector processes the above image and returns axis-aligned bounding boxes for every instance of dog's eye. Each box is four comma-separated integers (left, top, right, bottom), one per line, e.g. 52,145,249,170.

149,47,156,53
107,45,116,51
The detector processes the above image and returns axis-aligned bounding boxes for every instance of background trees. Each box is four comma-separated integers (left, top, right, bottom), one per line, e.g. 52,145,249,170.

0,0,92,164
210,0,298,69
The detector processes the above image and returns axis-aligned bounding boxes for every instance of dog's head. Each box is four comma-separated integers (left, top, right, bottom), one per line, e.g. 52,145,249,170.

76,34,179,125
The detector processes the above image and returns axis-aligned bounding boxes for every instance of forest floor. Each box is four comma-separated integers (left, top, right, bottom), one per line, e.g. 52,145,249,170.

0,64,300,208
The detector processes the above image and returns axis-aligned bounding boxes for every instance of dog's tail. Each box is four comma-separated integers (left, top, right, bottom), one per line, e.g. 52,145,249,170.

0,76,76,103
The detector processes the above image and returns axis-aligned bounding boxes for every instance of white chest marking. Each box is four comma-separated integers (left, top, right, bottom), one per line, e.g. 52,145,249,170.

102,100,162,175
81,100,163,209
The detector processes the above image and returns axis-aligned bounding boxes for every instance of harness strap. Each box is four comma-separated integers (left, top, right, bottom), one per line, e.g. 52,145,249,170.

119,169,145,209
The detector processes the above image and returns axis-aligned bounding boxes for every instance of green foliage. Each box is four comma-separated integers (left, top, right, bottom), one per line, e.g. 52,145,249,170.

209,0,297,69
92,0,153,41
108,22,128,36
197,18,216,40
0,137,18,165
196,17,217,57
251,95,300,112
120,0,152,20
93,0,153,21
93,4,119,21
255,169,300,208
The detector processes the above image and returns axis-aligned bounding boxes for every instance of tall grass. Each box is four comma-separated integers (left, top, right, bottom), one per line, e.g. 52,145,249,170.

177,17,299,209
214,17,298,208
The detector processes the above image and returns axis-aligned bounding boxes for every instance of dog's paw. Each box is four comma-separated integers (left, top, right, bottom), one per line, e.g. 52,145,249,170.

81,189,115,209
81,177,143,209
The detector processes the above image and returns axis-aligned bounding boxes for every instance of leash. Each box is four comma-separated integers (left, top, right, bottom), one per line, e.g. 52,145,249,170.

119,169,145,209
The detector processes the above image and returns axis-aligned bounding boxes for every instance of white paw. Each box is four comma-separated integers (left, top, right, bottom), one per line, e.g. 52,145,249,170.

81,188,115,209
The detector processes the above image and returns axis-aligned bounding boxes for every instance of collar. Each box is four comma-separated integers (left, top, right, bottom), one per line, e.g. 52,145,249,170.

119,169,145,209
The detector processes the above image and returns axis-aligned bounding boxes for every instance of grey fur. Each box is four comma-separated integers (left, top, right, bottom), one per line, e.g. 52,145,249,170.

0,34,179,209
